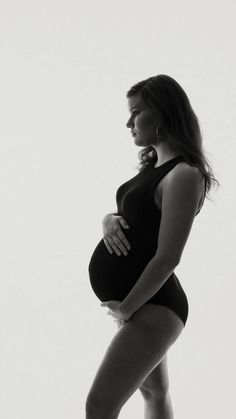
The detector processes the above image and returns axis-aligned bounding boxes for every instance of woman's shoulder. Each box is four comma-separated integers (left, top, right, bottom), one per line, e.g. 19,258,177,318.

172,161,205,185
162,161,205,205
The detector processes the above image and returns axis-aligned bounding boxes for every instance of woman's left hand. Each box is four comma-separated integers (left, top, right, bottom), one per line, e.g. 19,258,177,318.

100,300,132,324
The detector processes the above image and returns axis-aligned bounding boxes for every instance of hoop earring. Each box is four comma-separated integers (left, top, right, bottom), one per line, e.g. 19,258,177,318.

156,126,160,139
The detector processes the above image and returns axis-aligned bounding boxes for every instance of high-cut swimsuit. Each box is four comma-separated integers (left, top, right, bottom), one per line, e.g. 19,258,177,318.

88,155,203,327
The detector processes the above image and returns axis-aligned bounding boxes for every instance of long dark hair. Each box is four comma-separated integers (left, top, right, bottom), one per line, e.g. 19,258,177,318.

126,74,220,202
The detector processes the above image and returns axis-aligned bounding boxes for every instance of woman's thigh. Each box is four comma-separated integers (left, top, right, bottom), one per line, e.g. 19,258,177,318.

86,304,184,415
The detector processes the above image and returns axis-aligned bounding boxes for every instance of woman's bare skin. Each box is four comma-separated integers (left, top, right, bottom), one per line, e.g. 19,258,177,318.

86,304,183,419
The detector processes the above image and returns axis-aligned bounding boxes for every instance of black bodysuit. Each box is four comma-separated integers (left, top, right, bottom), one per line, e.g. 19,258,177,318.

88,155,197,327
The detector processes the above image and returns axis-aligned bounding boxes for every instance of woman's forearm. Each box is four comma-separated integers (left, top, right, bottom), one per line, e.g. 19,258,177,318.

118,256,179,318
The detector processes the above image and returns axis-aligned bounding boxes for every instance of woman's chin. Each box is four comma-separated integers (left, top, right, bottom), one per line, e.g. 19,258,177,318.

133,135,145,146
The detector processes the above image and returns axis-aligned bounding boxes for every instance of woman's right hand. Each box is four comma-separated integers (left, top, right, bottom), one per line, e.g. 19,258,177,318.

102,214,132,256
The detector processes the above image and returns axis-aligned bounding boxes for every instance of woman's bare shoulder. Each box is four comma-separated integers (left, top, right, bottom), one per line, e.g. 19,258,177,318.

165,161,204,189
154,162,204,211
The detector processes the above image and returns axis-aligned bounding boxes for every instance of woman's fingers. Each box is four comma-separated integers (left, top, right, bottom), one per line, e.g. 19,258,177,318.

116,230,131,251
107,232,131,256
104,237,124,256
111,236,128,256
103,238,114,254
102,216,131,256
103,237,121,255
106,310,125,327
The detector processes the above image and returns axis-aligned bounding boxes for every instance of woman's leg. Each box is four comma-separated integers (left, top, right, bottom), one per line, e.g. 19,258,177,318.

85,304,184,419
139,353,174,419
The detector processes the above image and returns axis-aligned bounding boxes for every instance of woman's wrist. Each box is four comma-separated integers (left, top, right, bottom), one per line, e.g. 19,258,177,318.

118,303,134,321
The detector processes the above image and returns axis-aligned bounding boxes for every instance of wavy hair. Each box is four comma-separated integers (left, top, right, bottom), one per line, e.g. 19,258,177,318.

126,74,220,202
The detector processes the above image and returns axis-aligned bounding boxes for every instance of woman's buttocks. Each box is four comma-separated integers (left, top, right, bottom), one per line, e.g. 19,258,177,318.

88,227,157,302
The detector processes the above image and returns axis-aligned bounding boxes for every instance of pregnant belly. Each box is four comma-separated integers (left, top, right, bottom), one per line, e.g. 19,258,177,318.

88,230,156,302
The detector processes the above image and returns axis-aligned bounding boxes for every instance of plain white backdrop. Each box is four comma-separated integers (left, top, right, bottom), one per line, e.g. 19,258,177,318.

0,1,235,418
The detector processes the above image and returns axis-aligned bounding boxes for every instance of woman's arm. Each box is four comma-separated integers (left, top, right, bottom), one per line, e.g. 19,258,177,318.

118,164,203,318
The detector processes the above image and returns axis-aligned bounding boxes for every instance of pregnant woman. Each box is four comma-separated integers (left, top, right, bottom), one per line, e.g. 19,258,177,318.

86,74,219,419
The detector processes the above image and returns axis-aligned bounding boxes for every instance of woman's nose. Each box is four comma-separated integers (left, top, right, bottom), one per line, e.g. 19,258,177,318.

126,117,133,128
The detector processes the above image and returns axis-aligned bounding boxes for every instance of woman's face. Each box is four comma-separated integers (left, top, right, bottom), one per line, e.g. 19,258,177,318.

126,94,160,147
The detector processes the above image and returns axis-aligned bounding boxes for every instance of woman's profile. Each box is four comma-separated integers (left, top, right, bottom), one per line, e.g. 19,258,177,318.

86,74,219,419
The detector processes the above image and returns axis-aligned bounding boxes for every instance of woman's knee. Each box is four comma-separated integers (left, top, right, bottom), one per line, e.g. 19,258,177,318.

139,376,170,401
85,393,121,419
138,354,170,401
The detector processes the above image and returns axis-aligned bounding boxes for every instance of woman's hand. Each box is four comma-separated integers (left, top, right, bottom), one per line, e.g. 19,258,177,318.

100,300,132,325
102,214,132,256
